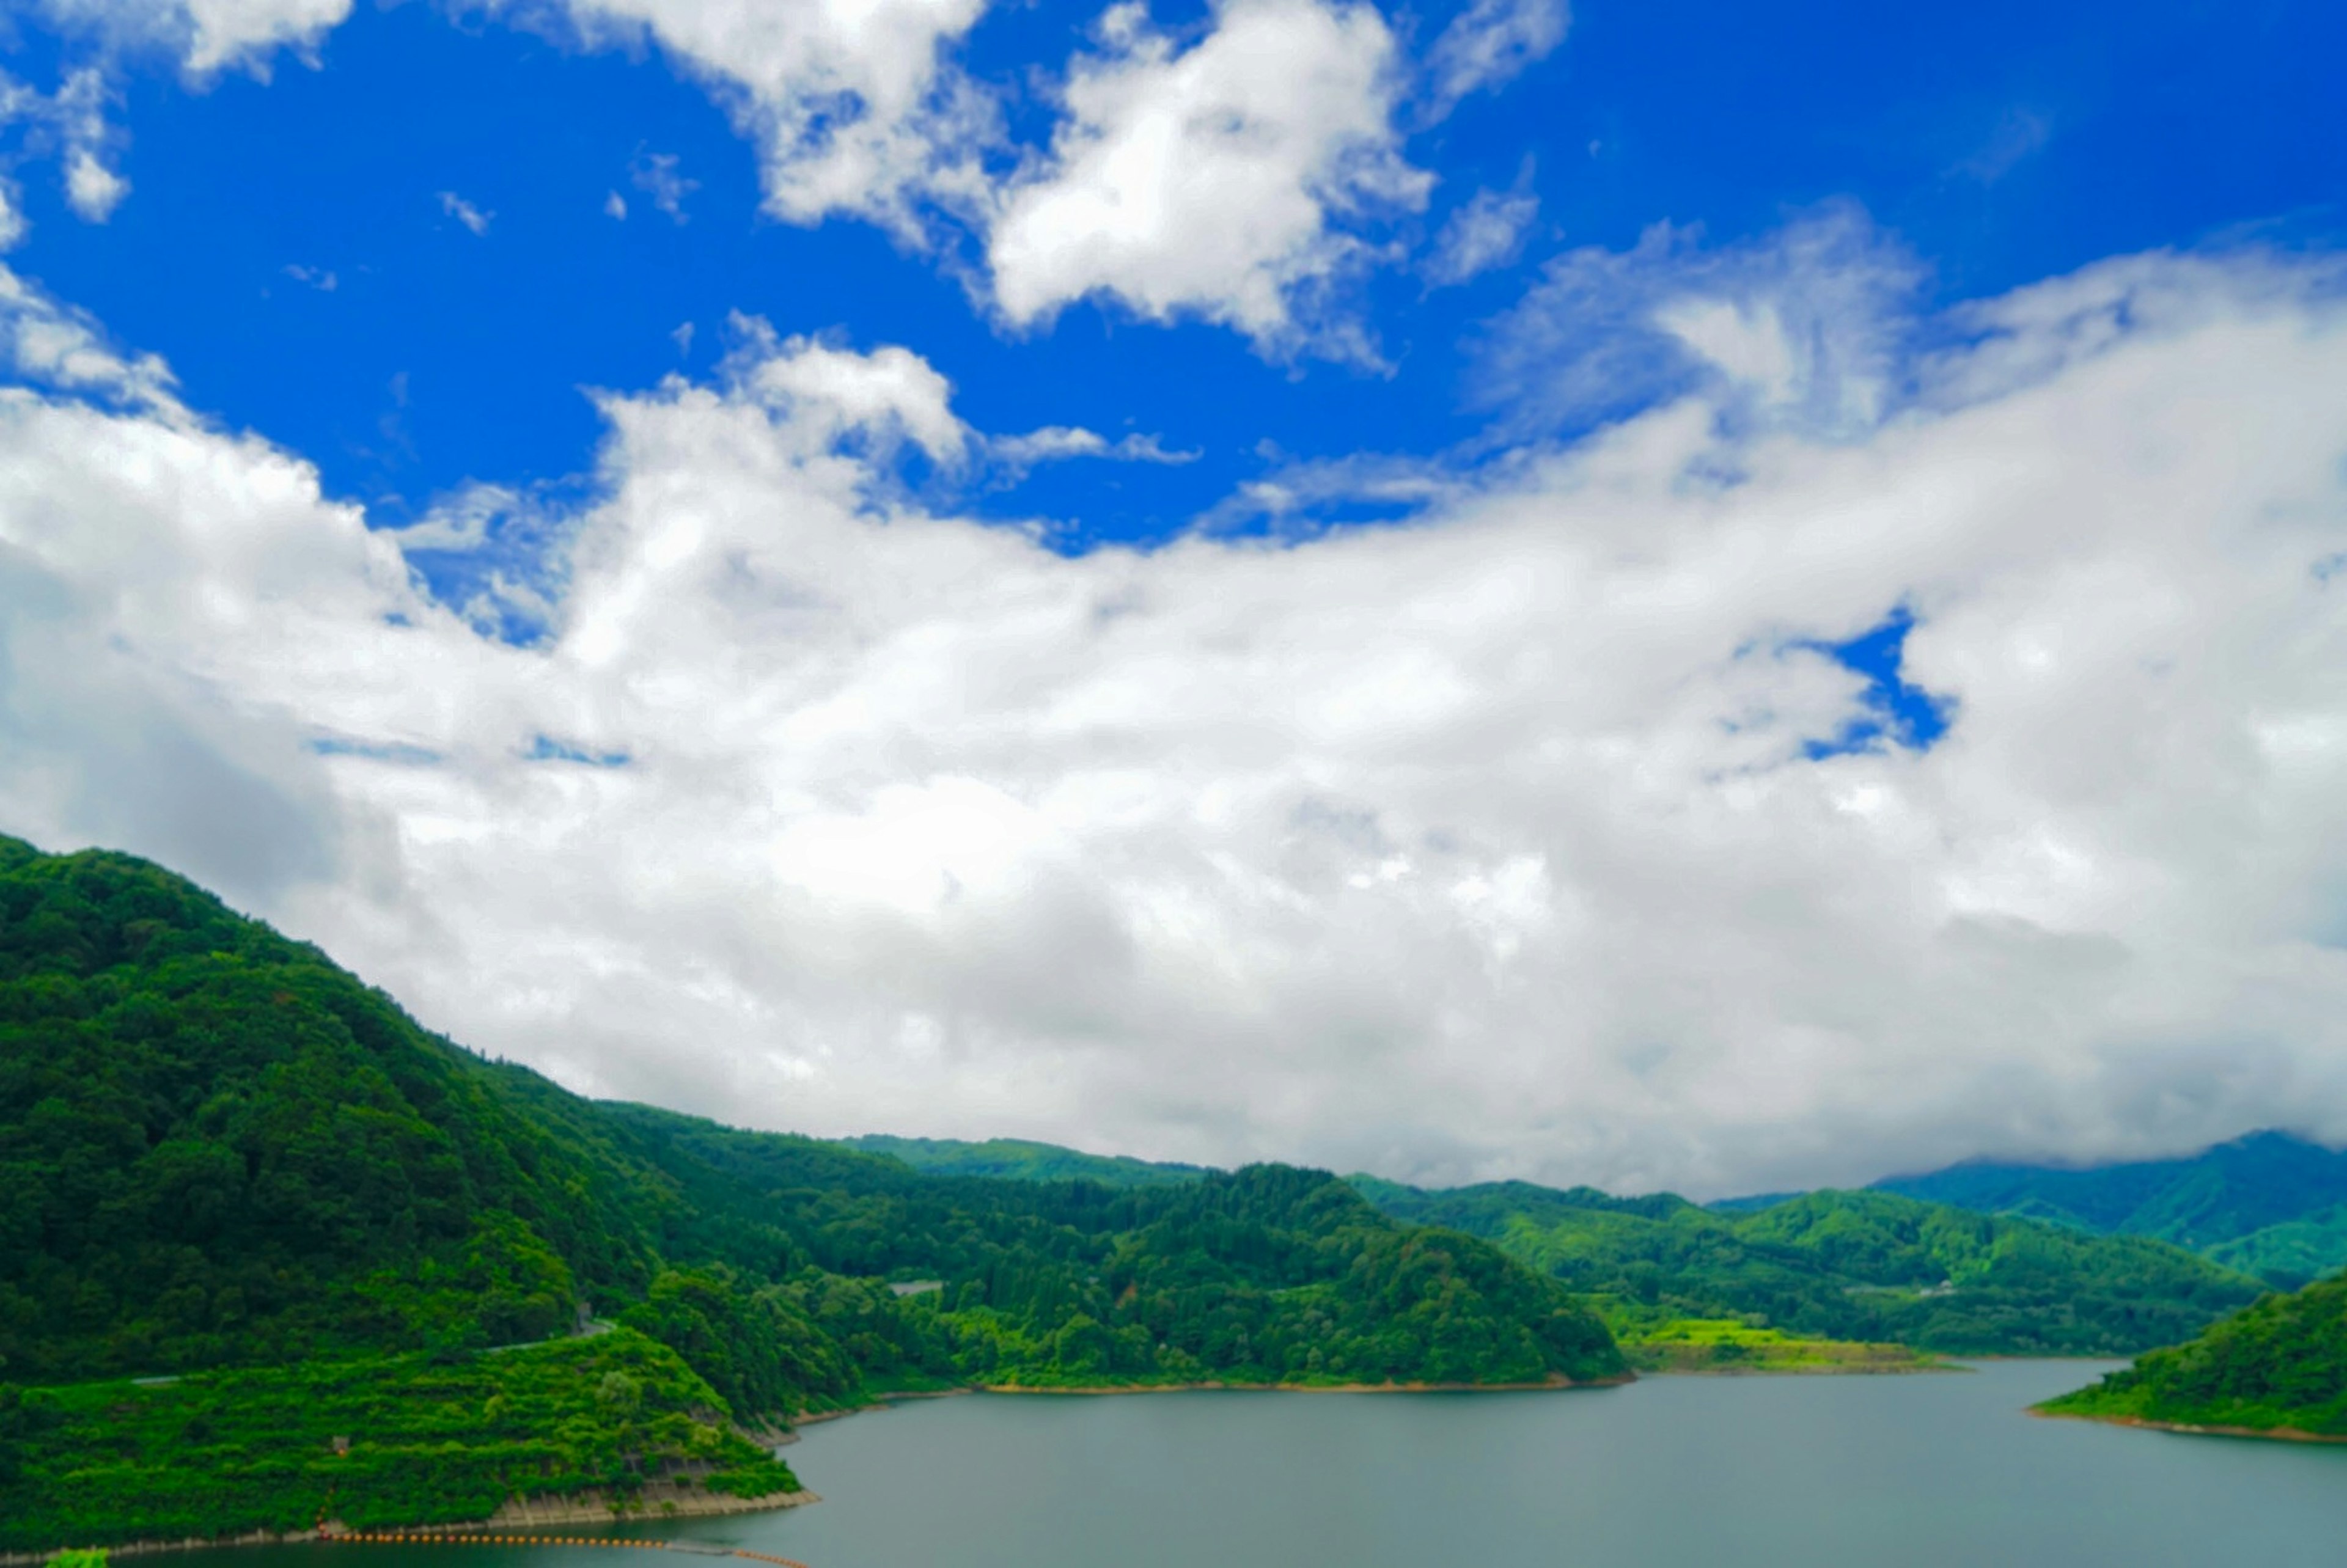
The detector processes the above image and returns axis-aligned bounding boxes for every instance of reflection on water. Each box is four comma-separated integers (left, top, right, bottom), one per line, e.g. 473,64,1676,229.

210,1362,2347,1568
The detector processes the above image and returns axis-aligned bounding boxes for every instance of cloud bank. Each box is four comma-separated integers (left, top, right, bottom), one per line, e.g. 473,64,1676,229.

1,234,2343,1198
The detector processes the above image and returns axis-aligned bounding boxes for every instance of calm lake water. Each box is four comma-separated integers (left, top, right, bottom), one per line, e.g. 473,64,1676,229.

222,1362,2347,1568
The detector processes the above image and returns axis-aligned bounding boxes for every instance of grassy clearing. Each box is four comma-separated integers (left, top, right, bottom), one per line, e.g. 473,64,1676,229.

1611,1314,1945,1374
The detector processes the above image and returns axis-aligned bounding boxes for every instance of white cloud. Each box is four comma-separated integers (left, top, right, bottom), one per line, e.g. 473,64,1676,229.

40,0,354,75
23,0,1480,350
630,150,698,221
1424,185,1537,286
1476,204,1925,439
63,149,129,221
439,191,493,236
0,264,178,408
987,0,1428,352
3,248,2345,1201
50,67,130,222
727,323,970,462
545,0,994,233
990,425,1199,469
1422,0,1566,115
179,0,350,71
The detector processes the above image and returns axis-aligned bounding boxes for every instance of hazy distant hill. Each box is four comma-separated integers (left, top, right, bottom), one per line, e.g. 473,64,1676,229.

1352,1176,2263,1357
843,1134,1212,1189
1875,1132,2347,1287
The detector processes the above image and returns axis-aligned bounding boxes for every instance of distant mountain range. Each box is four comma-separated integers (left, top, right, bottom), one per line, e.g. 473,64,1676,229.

851,1128,2347,1294
1873,1132,2347,1288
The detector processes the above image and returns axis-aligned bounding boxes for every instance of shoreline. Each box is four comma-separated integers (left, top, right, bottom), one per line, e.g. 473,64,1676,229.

2030,1409,2347,1445
785,1371,1634,1426
972,1372,1636,1394
1634,1361,1960,1377
2,1490,820,1567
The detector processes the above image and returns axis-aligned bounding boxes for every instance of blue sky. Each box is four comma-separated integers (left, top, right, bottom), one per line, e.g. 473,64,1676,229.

1,0,2344,1190
12,0,2341,546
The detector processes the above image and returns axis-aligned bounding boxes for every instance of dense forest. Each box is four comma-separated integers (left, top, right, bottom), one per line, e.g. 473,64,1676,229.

0,1328,801,1550
1353,1176,2264,1357
0,837,1625,1545
840,1134,1210,1189
1878,1131,2347,1287
2039,1273,2347,1438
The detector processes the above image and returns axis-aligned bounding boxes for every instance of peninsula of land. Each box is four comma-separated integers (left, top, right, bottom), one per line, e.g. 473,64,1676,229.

2037,1270,2347,1442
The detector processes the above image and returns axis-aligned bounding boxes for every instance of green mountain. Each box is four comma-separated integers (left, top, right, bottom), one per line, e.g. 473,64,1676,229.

0,835,1626,1547
842,1134,1213,1189
2039,1273,2347,1439
1875,1132,2347,1288
0,1328,802,1549
1351,1176,2264,1357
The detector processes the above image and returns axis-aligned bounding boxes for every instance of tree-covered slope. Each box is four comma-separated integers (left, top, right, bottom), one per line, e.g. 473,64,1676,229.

0,1328,799,1552
2039,1275,2347,1438
1875,1132,2347,1287
842,1133,1212,1189
0,836,1623,1427
1353,1177,2263,1356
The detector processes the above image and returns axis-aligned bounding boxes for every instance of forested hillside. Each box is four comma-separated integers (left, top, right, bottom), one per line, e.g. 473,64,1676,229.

0,836,1623,1416
0,1328,803,1550
2040,1274,2347,1438
1876,1132,2347,1287
843,1134,1211,1189
1353,1177,2263,1356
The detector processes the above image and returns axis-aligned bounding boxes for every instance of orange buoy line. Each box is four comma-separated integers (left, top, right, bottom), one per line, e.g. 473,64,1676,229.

323,1532,810,1568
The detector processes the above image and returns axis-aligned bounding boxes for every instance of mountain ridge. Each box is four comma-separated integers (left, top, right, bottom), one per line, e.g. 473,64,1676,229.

1873,1131,2347,1286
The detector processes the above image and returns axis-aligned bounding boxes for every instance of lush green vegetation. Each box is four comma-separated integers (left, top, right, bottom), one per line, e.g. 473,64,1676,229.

0,1327,799,1552
1877,1132,2347,1288
2040,1274,2347,1437
843,1134,1211,1189
1605,1314,1939,1374
1353,1177,2263,1356
0,837,1624,1546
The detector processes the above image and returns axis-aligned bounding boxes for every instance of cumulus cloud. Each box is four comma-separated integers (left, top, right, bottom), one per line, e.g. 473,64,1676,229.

64,149,129,221
27,0,1500,350
543,0,994,233
2,244,2345,1199
38,0,354,75
986,0,1428,352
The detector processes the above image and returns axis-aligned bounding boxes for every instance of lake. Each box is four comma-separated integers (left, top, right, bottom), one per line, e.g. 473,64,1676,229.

219,1363,2347,1568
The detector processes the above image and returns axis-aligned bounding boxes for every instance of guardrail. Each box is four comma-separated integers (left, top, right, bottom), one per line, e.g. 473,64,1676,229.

327,1534,809,1568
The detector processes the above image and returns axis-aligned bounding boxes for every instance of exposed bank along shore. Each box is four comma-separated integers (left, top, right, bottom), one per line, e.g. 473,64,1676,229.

2032,1409,2347,1445
1,1489,821,1567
